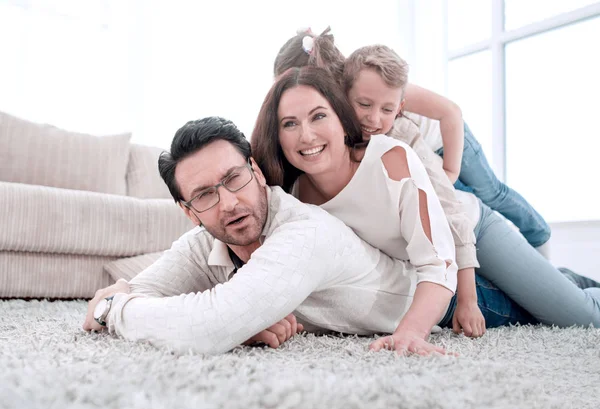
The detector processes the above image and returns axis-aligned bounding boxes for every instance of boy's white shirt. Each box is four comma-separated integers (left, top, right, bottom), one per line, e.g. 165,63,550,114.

403,111,444,152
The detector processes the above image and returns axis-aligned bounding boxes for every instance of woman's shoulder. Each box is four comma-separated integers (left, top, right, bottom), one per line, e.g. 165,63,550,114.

365,134,412,160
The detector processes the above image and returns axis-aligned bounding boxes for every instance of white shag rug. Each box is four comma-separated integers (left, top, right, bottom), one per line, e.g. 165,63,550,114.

1,300,599,409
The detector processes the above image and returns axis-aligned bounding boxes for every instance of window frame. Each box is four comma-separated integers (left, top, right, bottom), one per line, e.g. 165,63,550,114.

445,0,600,180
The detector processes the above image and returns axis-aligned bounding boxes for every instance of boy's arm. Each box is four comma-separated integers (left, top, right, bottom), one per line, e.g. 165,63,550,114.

404,83,464,183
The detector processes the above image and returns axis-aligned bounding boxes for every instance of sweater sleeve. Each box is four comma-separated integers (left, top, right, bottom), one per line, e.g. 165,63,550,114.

106,221,329,355
388,117,479,270
126,230,220,298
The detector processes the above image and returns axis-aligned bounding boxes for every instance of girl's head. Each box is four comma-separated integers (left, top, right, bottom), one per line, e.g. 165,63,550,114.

343,45,409,138
251,66,363,192
273,27,346,83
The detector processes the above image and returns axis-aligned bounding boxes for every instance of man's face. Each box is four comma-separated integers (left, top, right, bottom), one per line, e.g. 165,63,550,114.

175,140,268,246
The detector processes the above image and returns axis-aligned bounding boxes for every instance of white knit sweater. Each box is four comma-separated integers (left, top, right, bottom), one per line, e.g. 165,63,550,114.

107,187,448,355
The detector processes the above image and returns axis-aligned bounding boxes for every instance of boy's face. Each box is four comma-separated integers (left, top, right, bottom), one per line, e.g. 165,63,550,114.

347,68,404,140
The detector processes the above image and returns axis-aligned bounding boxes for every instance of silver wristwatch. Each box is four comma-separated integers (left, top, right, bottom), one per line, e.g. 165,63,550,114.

93,295,115,327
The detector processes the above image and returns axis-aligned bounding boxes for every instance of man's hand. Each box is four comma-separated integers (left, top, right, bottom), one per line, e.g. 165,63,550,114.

370,329,451,356
452,299,486,338
82,279,131,332
243,314,304,349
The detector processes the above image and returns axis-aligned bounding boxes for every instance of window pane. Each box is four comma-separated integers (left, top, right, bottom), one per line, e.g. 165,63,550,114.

506,17,600,222
447,51,494,163
448,0,492,51
504,0,600,31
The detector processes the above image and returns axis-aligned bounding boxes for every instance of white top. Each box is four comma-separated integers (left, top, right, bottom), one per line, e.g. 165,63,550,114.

107,187,440,355
293,134,458,292
403,111,444,152
387,116,481,269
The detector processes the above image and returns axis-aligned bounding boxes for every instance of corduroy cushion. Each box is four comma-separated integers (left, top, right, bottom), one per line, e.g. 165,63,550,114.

0,111,131,195
126,144,172,199
104,252,164,282
0,181,194,256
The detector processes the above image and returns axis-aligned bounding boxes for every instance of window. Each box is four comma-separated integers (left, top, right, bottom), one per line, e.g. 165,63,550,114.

447,51,493,159
505,16,600,222
446,0,600,222
504,0,600,30
447,0,492,50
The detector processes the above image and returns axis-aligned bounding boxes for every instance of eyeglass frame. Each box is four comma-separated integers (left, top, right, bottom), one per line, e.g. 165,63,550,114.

181,160,255,213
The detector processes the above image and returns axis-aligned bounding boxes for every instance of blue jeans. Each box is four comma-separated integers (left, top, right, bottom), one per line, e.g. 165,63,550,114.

439,274,538,328
437,122,551,247
472,201,600,327
440,202,600,328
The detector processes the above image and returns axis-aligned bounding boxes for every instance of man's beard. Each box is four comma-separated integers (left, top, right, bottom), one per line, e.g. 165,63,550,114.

205,191,268,246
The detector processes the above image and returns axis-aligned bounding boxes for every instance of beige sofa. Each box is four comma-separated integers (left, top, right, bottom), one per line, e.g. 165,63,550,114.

0,111,194,298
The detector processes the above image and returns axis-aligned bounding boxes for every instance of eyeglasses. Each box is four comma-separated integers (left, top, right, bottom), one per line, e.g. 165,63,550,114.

182,161,255,213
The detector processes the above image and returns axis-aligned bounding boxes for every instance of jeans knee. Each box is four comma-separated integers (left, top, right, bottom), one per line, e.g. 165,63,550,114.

476,179,510,206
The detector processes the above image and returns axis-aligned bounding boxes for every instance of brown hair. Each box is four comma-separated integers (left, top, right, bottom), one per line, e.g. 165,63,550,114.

273,27,346,83
343,44,409,94
251,66,364,192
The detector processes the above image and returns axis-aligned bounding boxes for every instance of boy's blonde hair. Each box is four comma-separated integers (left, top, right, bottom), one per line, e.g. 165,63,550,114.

343,45,409,95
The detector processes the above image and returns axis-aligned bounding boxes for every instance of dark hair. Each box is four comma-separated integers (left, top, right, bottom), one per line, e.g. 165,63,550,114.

251,66,364,192
273,27,345,83
159,116,251,202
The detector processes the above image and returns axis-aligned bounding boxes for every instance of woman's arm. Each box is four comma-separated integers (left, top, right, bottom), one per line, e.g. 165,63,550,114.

404,83,464,183
371,146,457,354
388,117,479,271
386,123,485,338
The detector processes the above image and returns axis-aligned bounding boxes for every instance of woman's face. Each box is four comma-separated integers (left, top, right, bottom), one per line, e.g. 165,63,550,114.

277,85,348,176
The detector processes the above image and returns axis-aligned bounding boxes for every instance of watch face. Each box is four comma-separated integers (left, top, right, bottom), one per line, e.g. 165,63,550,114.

93,299,108,320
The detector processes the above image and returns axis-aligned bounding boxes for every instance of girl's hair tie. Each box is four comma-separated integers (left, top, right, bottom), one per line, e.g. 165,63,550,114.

302,36,314,55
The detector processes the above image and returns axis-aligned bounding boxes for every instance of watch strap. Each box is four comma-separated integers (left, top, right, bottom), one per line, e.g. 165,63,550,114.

94,295,115,327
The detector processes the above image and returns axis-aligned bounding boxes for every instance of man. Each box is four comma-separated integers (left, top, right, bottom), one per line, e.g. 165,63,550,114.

83,116,453,355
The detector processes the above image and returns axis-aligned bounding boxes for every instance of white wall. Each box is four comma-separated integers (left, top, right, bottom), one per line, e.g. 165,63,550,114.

0,0,415,149
550,222,600,281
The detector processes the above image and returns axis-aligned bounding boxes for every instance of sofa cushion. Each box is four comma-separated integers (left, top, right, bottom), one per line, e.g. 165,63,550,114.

0,251,115,298
103,252,164,282
0,181,195,256
126,144,172,199
0,111,131,195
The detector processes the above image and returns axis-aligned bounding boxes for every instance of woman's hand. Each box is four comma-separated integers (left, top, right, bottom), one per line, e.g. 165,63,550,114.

369,329,448,356
452,299,486,338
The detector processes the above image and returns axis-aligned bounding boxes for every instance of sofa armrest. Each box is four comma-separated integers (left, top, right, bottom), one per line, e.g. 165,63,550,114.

0,181,194,256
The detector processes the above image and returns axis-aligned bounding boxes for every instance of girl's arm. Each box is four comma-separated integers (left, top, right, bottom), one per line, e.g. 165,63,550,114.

453,267,486,338
403,83,464,183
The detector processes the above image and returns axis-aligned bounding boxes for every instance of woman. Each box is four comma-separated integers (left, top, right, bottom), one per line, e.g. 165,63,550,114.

251,66,600,353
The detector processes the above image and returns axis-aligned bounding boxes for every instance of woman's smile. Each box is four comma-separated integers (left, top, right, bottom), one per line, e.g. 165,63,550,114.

299,144,326,157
